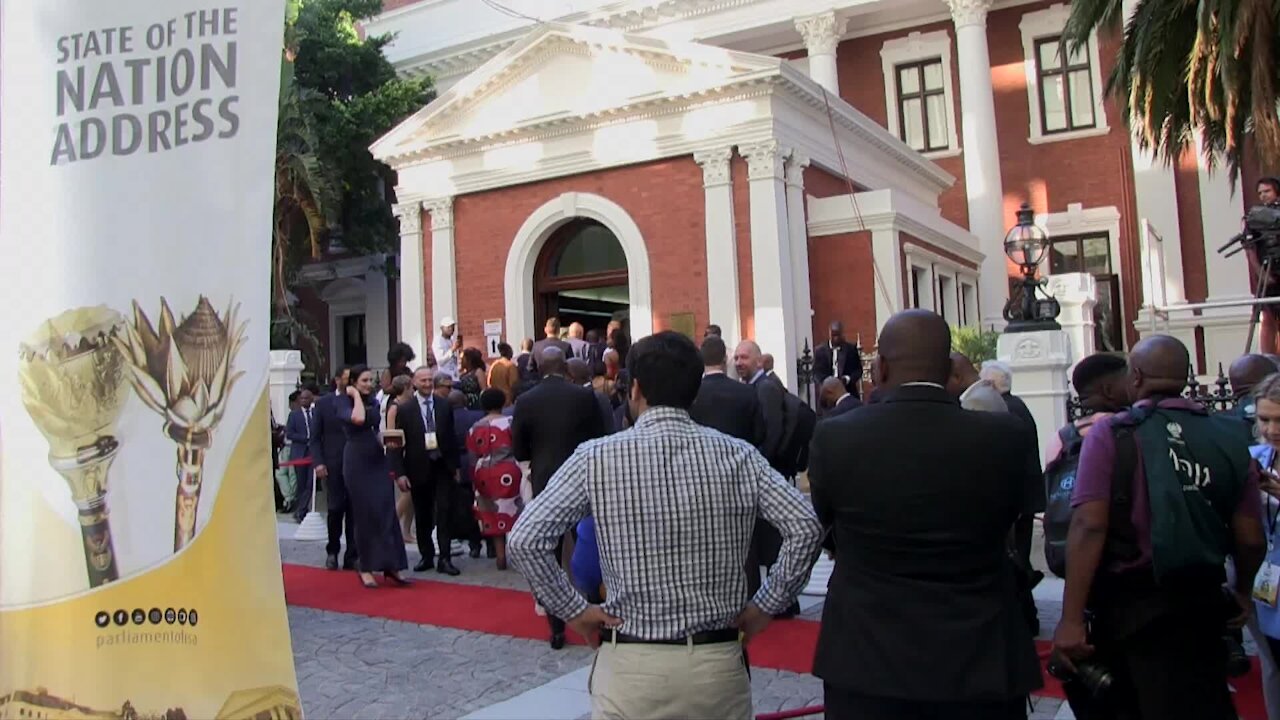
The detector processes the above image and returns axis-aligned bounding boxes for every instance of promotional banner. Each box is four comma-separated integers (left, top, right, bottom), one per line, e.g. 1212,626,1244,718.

0,1,299,717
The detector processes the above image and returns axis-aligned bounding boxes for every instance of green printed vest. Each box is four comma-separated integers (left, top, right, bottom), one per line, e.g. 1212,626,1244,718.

1132,406,1249,580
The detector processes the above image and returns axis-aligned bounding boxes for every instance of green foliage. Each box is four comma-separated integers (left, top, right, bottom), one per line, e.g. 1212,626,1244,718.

950,326,999,364
1063,0,1280,180
272,0,435,368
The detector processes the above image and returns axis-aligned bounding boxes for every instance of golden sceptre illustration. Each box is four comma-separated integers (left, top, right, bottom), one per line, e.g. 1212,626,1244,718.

18,307,129,587
115,297,246,551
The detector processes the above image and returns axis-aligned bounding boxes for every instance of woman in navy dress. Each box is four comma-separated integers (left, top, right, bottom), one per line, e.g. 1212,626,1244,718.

338,365,410,589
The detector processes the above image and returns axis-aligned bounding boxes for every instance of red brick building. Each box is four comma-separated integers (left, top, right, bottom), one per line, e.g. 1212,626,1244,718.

357,0,1263,385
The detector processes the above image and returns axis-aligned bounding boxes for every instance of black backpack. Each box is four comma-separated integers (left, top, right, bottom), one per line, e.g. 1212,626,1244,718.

778,391,818,478
1043,424,1085,578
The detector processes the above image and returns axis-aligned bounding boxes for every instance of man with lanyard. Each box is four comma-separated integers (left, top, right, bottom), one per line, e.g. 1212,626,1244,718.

1220,353,1280,427
1053,335,1265,719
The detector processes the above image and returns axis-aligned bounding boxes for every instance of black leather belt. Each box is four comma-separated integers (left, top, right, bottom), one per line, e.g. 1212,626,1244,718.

610,628,740,645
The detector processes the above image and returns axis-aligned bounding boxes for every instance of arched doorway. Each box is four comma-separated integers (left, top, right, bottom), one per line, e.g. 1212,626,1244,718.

533,218,629,337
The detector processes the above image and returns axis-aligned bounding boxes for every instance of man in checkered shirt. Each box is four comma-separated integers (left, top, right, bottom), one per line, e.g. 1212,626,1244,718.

508,330,822,720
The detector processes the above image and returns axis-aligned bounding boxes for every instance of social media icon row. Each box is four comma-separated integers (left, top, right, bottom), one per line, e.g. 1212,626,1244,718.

94,608,198,628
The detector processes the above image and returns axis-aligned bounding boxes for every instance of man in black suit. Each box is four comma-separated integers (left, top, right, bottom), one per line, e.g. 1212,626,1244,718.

527,317,574,377
814,321,862,399
567,357,617,435
818,377,861,419
512,346,606,648
389,366,462,576
690,335,764,447
286,388,316,522
732,340,785,465
809,310,1042,719
311,367,357,570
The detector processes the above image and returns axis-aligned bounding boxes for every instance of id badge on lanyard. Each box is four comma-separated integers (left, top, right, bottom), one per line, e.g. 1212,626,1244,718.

425,432,439,451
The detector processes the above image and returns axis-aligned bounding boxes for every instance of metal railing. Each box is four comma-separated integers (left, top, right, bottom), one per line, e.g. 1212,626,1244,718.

1065,363,1238,421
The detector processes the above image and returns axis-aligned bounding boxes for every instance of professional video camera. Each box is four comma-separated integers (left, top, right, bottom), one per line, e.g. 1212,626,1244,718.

1219,204,1280,264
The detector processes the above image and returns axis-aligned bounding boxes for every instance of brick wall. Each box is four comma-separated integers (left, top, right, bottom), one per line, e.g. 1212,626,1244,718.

809,231,875,347
381,0,420,12
443,157,709,347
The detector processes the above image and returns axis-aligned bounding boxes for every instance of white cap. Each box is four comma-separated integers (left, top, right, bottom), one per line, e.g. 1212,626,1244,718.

441,317,456,327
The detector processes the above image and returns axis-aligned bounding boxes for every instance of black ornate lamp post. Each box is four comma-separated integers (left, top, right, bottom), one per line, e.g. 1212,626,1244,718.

796,339,815,407
1002,202,1061,333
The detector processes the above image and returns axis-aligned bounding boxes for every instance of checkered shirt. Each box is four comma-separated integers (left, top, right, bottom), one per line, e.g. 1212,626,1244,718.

507,406,822,640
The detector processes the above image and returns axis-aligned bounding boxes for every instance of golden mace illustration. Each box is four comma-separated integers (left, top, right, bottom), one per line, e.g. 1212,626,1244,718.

18,307,129,587
115,296,246,551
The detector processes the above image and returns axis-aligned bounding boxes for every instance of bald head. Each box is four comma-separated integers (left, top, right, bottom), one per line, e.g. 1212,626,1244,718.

1229,353,1280,398
1128,335,1190,399
875,310,953,387
946,351,980,398
539,347,567,377
762,353,775,373
566,357,591,385
820,377,847,409
733,340,763,380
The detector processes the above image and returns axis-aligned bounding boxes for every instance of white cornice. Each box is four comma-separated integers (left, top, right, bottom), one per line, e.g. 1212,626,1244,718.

807,189,984,267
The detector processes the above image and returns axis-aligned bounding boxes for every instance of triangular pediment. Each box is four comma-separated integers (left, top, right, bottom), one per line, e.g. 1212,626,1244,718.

372,23,783,163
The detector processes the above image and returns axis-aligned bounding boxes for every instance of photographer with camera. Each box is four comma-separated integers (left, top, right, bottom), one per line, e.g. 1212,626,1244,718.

1052,336,1266,719
1226,178,1280,354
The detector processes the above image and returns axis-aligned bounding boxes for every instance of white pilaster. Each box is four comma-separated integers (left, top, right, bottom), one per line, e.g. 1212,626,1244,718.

392,200,428,360
871,228,905,332
1196,147,1252,302
1122,0,1186,307
268,350,304,423
945,0,1007,327
785,151,814,356
795,12,847,96
740,140,798,391
364,262,391,373
1046,272,1098,372
997,330,1071,462
424,196,458,332
694,148,742,347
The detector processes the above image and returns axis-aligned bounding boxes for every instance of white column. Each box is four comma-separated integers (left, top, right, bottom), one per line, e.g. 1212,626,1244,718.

694,148,742,347
871,228,905,332
740,140,798,391
945,0,1007,327
795,12,847,95
785,151,814,357
423,196,458,332
268,350,304,423
364,261,391,373
392,200,428,360
1197,149,1251,302
1122,0,1186,311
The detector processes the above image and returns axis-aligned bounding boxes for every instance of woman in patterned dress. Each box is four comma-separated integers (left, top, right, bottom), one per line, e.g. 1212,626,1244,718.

457,347,488,410
467,389,525,570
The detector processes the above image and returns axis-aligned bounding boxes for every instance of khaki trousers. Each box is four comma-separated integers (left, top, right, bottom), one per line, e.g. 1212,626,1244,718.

589,639,752,720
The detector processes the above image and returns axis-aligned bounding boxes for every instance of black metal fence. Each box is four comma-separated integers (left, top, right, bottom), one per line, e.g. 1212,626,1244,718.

1065,363,1238,421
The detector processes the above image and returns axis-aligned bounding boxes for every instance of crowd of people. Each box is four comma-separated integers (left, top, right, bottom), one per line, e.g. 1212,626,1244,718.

269,304,1280,719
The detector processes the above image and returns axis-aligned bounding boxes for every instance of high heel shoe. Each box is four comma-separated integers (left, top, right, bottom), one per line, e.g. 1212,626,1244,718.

359,573,378,589
385,571,410,586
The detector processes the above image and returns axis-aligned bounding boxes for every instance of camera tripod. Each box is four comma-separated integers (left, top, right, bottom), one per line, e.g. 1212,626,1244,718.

1245,255,1275,354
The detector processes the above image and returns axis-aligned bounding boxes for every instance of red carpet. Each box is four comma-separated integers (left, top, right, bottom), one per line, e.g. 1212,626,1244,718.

283,563,1266,718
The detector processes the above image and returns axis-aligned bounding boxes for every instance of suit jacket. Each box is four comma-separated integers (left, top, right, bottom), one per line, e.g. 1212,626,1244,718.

308,392,348,469
590,387,617,435
814,340,862,397
690,372,765,447
512,375,605,493
452,407,485,483
527,337,574,376
808,384,1043,701
285,407,313,457
750,372,787,467
823,394,862,419
389,392,458,479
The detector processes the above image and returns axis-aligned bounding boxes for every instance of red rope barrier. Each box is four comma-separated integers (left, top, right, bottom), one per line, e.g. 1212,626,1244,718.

756,705,824,720
279,458,313,468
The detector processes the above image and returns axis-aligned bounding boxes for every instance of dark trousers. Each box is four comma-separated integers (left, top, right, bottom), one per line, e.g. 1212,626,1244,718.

824,684,1026,720
291,446,313,521
1062,611,1236,720
548,532,576,636
323,460,357,565
409,467,452,562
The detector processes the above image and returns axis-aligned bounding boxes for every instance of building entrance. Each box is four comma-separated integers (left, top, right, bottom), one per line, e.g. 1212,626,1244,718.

534,218,629,338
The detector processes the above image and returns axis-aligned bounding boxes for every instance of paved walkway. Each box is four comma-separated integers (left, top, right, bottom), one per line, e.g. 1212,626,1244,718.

279,520,1071,719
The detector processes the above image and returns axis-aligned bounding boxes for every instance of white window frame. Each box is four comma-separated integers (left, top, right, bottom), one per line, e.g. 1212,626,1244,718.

959,279,978,327
1020,3,1110,145
904,242,978,317
936,270,958,325
1035,203,1125,344
880,31,961,159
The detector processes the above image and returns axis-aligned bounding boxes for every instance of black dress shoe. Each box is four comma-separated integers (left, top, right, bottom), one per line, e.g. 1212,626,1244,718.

469,541,482,559
325,554,338,571
436,559,461,577
486,541,498,560
413,558,433,572
550,633,566,650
